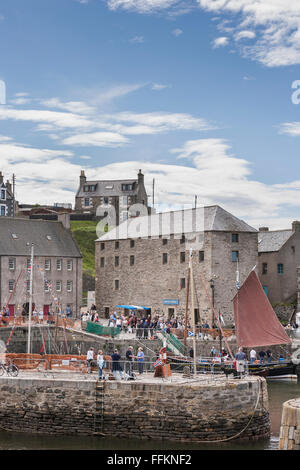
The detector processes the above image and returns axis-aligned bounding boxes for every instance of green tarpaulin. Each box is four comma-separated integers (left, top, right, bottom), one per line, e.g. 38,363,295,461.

86,321,121,337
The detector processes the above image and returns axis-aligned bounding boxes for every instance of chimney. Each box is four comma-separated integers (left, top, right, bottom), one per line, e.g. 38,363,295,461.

80,170,86,186
292,221,300,232
259,227,269,232
6,179,11,193
137,169,144,185
0,172,3,185
58,213,70,230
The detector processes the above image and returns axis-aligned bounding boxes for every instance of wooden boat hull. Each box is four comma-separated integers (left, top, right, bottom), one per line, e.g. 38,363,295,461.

168,355,296,378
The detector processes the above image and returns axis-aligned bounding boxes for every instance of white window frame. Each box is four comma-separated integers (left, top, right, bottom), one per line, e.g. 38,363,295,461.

56,280,62,292
45,259,51,271
67,260,73,271
67,280,73,292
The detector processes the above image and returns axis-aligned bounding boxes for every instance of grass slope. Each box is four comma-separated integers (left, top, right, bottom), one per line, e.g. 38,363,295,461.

70,220,98,278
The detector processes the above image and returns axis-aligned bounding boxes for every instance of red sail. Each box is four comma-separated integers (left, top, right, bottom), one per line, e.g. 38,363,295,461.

233,270,291,348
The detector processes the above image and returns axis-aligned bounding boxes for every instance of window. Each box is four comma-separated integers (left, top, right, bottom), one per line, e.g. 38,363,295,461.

162,253,168,265
162,239,168,245
44,280,50,292
115,241,119,249
67,280,73,292
8,280,14,292
0,189,5,200
0,205,5,216
56,280,62,292
277,263,284,275
100,242,105,251
180,278,186,289
122,184,133,191
194,309,200,324
67,259,73,271
180,252,185,263
100,257,105,267
8,258,15,270
130,255,135,266
104,197,109,205
232,233,239,243
84,197,90,207
115,279,119,290
180,235,185,244
262,263,268,275
199,251,205,262
130,240,135,248
45,259,51,271
232,251,239,262
115,256,119,267
57,259,62,271
263,286,268,297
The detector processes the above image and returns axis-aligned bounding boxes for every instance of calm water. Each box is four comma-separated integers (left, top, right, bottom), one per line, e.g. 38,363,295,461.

0,379,299,451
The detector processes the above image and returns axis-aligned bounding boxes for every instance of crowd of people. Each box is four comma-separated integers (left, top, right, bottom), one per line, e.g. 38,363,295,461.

86,345,146,380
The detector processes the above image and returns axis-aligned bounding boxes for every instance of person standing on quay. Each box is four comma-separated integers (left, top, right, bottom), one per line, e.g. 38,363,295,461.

111,349,123,380
86,347,94,374
250,348,257,364
97,349,105,380
136,347,145,375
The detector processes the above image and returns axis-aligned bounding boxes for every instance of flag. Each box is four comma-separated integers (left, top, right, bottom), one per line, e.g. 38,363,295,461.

188,331,194,336
153,358,162,368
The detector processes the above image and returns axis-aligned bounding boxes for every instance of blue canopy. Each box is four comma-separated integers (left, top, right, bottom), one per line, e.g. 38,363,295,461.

115,305,151,310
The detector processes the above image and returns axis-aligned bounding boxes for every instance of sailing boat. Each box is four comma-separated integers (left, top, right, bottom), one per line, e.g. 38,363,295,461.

233,270,296,379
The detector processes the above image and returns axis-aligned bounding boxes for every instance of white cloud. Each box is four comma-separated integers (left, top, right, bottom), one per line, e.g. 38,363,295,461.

197,0,300,67
235,30,256,41
213,36,229,48
279,122,300,136
172,28,183,36
107,0,181,14
62,131,130,147
2,136,300,229
151,83,171,90
129,35,145,43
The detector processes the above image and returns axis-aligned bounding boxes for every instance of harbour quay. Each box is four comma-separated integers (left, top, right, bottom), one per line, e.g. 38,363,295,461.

0,373,270,443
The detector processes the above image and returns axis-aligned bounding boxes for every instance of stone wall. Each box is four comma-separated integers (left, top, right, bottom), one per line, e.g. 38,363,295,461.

0,375,270,442
95,230,257,325
279,398,300,450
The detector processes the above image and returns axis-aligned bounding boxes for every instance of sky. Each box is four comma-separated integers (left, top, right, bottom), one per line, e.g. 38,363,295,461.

1,0,300,229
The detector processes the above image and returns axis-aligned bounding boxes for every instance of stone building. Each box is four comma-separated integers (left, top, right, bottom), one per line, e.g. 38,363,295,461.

95,205,258,325
75,169,149,225
0,215,82,317
0,172,14,217
258,221,300,307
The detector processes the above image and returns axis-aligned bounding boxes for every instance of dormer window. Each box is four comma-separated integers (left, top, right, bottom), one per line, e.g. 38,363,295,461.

83,185,96,192
122,184,133,191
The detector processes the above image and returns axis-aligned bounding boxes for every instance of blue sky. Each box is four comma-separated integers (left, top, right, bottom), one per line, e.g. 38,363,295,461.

1,0,300,229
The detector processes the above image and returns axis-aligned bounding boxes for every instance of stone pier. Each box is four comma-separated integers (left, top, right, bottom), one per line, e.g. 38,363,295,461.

0,372,270,442
279,398,300,450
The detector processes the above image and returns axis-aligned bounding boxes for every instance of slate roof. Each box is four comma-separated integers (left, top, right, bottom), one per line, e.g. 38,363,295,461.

97,205,257,241
76,179,138,198
0,217,82,257
258,230,293,253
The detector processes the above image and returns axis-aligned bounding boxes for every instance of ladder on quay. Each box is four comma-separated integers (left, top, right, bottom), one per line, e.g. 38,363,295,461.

93,380,105,436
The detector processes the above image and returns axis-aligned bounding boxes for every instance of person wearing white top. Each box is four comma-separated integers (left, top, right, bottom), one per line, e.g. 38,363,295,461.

250,349,257,364
86,347,94,373
97,349,105,379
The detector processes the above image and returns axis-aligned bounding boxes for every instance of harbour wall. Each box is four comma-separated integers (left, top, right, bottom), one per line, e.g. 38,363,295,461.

279,398,300,450
0,375,270,442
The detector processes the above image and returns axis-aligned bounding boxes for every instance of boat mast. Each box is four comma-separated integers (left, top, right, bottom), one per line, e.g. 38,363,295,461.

183,266,190,353
189,249,197,377
27,243,34,355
